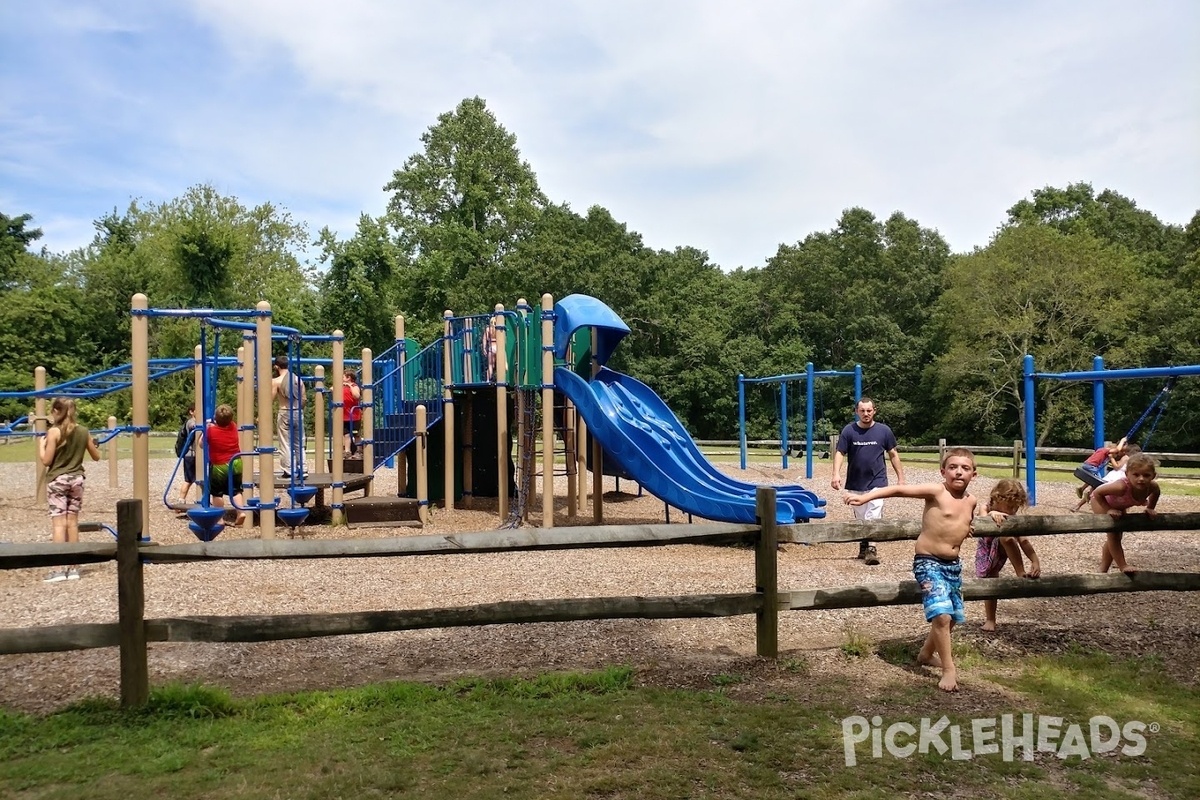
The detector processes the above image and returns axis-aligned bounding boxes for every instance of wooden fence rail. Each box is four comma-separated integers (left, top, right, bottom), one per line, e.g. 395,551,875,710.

1,493,1198,707
898,439,1200,480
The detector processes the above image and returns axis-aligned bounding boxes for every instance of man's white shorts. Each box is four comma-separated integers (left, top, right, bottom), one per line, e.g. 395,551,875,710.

847,492,883,521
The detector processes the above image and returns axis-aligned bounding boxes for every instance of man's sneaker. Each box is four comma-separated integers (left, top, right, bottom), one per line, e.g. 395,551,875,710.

864,545,881,566
43,570,68,583
66,568,82,580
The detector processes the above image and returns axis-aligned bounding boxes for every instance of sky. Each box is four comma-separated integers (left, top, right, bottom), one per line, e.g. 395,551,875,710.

3,0,1197,271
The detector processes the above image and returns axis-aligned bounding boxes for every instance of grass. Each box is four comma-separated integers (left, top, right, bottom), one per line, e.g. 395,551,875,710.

1,653,1197,799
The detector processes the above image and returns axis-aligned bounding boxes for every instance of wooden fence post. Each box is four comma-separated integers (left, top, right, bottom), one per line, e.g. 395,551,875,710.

1013,440,1022,478
755,486,778,658
938,438,946,464
117,499,148,708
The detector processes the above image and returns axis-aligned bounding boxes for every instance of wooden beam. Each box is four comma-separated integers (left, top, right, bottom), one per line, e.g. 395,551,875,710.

779,512,1200,545
150,593,762,643
755,486,778,658
782,570,1200,611
0,623,124,654
139,523,760,563
116,499,149,708
0,542,117,570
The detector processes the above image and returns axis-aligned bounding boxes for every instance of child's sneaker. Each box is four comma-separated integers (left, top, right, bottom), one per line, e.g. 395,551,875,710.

44,570,68,583
66,568,82,580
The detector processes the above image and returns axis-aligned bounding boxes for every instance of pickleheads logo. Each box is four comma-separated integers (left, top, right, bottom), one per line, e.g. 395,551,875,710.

841,714,1154,766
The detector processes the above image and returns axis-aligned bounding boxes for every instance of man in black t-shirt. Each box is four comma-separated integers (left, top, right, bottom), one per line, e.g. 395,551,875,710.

831,397,905,565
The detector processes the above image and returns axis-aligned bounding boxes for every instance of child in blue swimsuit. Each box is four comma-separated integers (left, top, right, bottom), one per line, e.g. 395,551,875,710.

848,447,978,692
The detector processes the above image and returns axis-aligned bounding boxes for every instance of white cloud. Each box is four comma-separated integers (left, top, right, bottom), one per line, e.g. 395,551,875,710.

4,0,1197,271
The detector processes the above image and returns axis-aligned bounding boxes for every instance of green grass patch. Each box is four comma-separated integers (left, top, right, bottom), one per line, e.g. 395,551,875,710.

3,655,1195,799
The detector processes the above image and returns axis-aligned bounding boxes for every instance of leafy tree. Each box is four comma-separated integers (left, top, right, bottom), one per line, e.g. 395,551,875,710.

930,225,1144,445
38,187,319,426
316,214,403,355
384,97,547,326
755,208,947,438
1007,182,1186,276
1,212,43,290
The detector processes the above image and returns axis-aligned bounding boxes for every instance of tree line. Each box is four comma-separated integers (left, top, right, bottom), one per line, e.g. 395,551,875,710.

3,97,1198,450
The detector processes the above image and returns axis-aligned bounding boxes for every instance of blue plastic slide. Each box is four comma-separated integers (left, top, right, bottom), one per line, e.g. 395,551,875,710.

555,366,825,524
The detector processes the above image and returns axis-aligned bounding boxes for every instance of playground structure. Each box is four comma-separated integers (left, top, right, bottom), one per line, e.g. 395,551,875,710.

737,365,863,478
4,292,828,538
1022,354,1200,505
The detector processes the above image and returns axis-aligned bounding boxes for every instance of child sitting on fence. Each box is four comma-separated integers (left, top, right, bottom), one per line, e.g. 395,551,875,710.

846,447,977,692
1091,452,1159,575
1073,437,1127,497
975,479,1041,631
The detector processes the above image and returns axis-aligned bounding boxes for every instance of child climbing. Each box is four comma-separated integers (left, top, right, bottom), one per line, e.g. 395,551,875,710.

975,479,1041,631
1091,452,1160,574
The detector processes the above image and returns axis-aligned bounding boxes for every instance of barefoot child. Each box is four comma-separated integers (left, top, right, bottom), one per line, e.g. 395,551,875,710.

1090,452,1159,574
846,447,977,692
976,479,1041,631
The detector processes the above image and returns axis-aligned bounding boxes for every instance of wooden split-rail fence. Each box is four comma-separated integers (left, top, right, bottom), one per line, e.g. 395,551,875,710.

2,491,1199,707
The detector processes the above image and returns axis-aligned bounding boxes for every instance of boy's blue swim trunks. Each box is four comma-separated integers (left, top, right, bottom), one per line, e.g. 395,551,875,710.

913,554,964,623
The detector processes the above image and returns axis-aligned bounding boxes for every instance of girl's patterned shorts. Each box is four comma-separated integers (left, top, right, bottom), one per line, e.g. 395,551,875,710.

48,474,86,517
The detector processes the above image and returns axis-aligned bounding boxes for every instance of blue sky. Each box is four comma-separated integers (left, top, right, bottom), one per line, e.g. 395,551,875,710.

3,0,1197,271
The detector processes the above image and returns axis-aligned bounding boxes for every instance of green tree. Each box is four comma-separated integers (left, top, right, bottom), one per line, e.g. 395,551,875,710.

384,97,547,325
1007,182,1186,276
755,208,947,437
1,212,43,290
316,214,403,355
931,225,1145,445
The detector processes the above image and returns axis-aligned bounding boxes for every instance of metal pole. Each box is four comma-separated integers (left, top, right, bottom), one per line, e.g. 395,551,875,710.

780,381,789,470
738,374,747,470
805,361,815,480
1023,354,1037,506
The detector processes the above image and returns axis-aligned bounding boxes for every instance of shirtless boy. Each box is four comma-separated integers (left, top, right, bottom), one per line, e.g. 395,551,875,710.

846,447,978,692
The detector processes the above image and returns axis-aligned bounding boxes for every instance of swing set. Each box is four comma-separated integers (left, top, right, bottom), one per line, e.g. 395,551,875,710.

737,363,863,479
1022,354,1200,505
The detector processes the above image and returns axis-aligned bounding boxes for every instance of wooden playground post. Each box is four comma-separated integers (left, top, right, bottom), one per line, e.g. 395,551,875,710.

256,301,276,539
495,304,509,521
107,416,118,488
131,294,150,523
331,333,345,525
416,404,428,524
395,316,408,497
361,348,374,494
576,412,588,512
34,367,47,502
541,294,554,528
442,310,455,511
